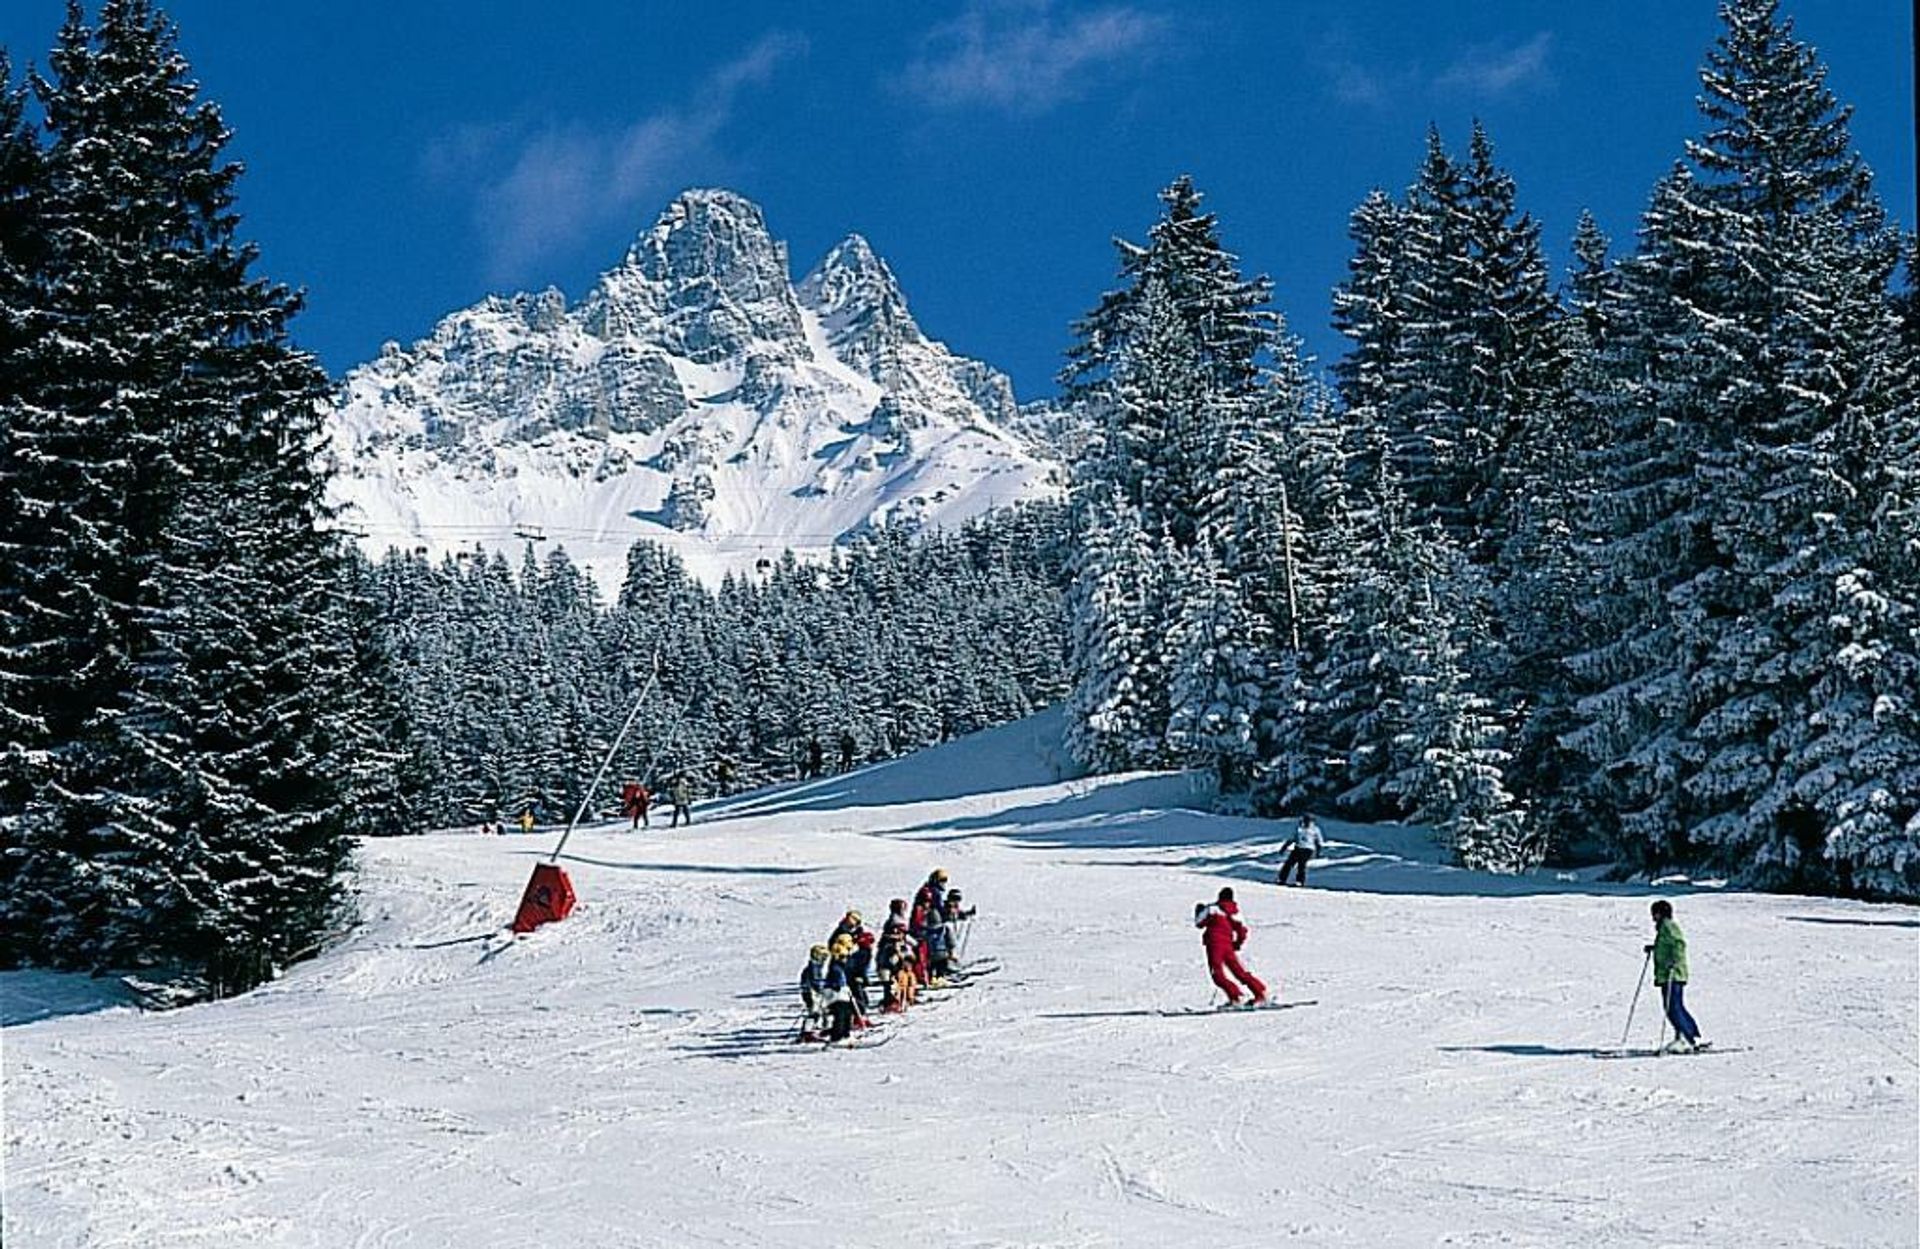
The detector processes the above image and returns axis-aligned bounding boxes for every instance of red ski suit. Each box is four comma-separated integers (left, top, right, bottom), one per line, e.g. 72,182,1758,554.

1198,899,1267,1003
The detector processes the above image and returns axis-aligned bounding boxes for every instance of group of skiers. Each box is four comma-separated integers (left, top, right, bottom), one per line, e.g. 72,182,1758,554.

799,731,862,781
619,776,693,829
797,868,978,1042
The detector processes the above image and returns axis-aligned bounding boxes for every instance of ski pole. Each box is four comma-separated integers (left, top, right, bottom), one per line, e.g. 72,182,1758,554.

956,917,974,965
1618,947,1652,1049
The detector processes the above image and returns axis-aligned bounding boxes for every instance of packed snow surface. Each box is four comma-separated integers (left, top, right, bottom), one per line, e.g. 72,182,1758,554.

5,709,1917,1247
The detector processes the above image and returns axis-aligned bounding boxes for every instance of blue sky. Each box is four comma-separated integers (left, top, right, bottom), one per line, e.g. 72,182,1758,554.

2,1,1912,399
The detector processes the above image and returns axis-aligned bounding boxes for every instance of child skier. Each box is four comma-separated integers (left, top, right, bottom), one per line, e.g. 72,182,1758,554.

1278,813,1323,886
940,888,977,974
828,933,870,1027
799,943,856,1042
1646,900,1709,1053
912,869,951,981
878,900,919,1013
1195,886,1268,1007
826,923,873,1017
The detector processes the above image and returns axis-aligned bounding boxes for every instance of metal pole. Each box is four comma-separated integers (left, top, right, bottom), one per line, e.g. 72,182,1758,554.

1618,947,1652,1049
549,652,661,864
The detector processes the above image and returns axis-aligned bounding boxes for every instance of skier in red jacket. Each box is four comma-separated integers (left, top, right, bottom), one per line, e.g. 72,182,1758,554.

1195,886,1268,1007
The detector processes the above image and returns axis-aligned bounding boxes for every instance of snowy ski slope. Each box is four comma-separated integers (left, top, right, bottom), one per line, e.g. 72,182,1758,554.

4,709,1916,1247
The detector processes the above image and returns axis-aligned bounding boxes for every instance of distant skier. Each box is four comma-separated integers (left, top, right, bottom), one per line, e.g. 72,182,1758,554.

713,756,737,797
1278,814,1323,886
1196,886,1268,1007
1646,900,1709,1053
669,773,693,828
622,780,650,831
799,943,856,1042
805,736,824,780
838,730,857,773
518,809,535,835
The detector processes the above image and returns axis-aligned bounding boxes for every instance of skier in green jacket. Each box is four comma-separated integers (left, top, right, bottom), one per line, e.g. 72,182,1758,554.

1645,900,1709,1053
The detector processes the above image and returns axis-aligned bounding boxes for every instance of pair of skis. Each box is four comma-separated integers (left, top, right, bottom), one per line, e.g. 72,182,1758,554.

1596,1042,1744,1060
797,957,1002,1049
1158,997,1319,1018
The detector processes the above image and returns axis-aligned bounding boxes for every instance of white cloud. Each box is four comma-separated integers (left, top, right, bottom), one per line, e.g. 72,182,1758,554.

903,1,1167,113
1435,32,1554,96
430,33,806,283
1321,29,1554,110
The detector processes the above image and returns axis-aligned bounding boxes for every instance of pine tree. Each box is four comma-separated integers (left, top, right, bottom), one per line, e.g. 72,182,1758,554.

0,50,49,814
1067,492,1170,772
1166,546,1270,791
2,2,377,979
1063,174,1274,403
1570,0,1917,895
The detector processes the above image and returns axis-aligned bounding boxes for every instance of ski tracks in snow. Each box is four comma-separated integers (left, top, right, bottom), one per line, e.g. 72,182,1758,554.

5,722,1917,1246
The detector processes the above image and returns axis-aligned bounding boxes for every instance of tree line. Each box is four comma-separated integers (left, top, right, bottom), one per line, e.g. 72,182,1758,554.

1062,0,1917,897
360,510,1070,833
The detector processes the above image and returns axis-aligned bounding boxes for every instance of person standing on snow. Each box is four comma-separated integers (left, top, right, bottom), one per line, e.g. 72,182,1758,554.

669,773,693,827
828,933,869,1027
1646,900,1709,1053
622,780,650,831
1278,814,1323,886
830,910,874,1013
838,730,857,773
1196,886,1268,1007
877,899,919,1013
912,869,951,982
799,943,855,1042
939,888,977,973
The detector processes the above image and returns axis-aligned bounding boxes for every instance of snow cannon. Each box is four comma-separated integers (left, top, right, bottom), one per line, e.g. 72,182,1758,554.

511,862,576,934
510,650,666,936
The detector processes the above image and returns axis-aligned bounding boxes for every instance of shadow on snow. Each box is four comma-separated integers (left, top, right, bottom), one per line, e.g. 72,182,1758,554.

509,850,820,877
1,972,136,1027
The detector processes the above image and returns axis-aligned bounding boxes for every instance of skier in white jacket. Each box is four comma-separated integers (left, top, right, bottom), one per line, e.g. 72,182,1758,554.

1278,814,1323,886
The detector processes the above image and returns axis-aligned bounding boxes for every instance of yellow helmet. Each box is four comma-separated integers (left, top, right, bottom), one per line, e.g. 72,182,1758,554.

843,910,862,926
931,868,949,883
809,944,829,961
830,934,855,957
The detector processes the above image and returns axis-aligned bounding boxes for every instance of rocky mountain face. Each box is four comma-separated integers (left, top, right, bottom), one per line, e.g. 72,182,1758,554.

331,189,1061,587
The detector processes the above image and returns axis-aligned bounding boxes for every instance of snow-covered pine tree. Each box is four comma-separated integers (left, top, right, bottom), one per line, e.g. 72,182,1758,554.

1382,558,1533,872
1,1,379,980
1062,174,1275,404
1490,213,1617,859
1067,491,1171,772
1329,188,1407,489
1570,0,1918,895
0,51,47,828
1166,545,1270,792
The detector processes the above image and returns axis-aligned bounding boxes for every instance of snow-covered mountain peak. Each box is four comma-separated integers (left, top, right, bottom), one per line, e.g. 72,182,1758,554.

330,189,1061,588
587,187,804,362
797,233,923,383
